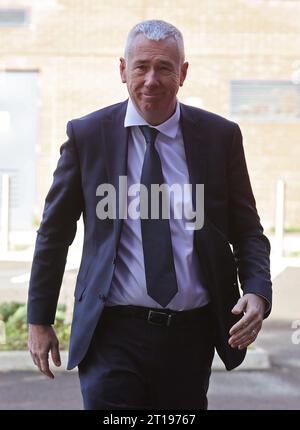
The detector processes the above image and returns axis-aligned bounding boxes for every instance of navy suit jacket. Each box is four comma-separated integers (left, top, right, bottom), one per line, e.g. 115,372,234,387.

28,100,272,370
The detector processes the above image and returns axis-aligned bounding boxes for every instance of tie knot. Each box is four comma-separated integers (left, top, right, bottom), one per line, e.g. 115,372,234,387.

139,125,159,146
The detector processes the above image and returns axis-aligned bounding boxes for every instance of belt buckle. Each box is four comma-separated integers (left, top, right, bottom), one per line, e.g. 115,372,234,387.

147,310,172,327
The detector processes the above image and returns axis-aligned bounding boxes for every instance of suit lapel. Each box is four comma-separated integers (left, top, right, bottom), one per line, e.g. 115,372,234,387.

180,103,207,212
180,104,234,293
180,104,212,283
102,101,129,250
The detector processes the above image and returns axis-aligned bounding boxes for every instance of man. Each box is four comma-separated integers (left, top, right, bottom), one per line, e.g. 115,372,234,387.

28,20,272,410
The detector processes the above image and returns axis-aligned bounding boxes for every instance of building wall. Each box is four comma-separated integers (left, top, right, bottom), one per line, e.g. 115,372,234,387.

0,0,299,229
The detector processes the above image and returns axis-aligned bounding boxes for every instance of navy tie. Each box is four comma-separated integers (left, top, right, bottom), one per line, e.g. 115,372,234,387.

139,125,178,307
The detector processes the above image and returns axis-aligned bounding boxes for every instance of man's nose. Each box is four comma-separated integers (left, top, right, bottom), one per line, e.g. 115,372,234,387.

144,70,159,87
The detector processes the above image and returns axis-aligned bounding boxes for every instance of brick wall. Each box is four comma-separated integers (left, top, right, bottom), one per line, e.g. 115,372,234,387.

1,0,299,228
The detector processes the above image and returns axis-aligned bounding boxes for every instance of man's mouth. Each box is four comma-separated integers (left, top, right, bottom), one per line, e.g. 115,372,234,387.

142,93,162,99
142,93,162,103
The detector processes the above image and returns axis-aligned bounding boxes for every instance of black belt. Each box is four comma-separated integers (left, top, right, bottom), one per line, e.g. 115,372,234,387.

102,304,211,327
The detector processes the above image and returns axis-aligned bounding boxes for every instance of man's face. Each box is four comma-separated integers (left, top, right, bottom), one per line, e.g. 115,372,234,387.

120,34,188,125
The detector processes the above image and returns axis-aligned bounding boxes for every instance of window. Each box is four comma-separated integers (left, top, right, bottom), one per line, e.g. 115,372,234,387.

230,80,300,121
0,9,28,27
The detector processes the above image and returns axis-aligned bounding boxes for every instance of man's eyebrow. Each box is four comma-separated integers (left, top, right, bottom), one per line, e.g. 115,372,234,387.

132,59,174,67
132,60,149,65
157,60,174,67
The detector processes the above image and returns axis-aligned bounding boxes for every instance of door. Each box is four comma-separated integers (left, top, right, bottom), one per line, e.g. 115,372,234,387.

0,71,38,231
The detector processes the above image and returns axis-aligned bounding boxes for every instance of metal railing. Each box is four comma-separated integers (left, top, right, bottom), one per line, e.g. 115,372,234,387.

0,173,10,253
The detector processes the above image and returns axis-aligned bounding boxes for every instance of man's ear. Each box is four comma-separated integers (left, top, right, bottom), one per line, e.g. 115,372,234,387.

120,57,127,83
179,61,189,87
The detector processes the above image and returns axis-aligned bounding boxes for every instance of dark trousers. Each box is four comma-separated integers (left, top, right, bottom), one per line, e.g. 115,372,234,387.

78,304,215,410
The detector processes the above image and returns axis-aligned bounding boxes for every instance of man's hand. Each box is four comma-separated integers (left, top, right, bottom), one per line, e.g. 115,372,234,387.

228,293,266,350
28,324,61,379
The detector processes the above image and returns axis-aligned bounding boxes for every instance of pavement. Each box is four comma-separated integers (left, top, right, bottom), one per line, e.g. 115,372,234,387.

0,319,299,410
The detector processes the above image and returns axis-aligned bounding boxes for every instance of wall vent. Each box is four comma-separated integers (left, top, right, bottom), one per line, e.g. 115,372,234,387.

0,9,28,27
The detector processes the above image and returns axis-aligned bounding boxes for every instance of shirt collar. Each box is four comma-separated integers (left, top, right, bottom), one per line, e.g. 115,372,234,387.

124,98,180,139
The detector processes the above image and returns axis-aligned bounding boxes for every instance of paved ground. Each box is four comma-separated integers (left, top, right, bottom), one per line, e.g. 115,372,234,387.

0,366,299,410
0,371,82,410
0,319,299,410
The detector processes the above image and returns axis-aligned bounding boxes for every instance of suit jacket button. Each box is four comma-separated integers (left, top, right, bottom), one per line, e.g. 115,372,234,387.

99,294,106,302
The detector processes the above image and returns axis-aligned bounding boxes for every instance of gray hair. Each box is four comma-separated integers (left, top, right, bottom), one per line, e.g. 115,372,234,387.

124,19,185,63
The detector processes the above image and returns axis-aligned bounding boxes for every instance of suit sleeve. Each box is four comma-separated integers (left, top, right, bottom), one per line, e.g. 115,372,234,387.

27,121,84,324
228,124,272,317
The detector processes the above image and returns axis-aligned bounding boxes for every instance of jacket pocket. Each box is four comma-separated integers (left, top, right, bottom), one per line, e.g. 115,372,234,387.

77,251,95,283
74,279,87,302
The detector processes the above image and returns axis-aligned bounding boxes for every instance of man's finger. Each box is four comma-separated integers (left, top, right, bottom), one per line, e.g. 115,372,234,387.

231,298,246,315
230,331,255,347
229,323,258,343
238,337,256,350
30,351,38,367
40,355,54,379
232,320,261,339
230,324,260,347
229,315,250,336
51,344,61,367
229,319,262,348
33,354,41,369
